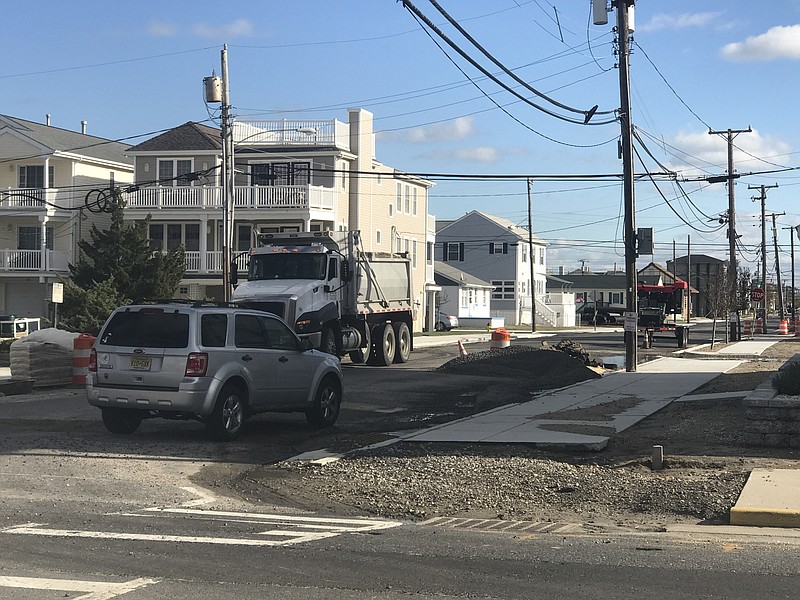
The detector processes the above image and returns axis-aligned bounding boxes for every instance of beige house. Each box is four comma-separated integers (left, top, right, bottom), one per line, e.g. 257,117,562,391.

124,108,436,332
0,115,133,319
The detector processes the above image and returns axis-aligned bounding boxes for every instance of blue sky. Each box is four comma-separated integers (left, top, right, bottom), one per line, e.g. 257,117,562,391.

7,1,800,277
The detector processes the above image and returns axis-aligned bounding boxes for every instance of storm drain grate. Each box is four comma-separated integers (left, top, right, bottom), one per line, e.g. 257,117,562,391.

419,517,581,534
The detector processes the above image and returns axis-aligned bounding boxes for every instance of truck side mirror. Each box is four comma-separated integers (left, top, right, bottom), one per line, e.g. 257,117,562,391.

341,260,351,282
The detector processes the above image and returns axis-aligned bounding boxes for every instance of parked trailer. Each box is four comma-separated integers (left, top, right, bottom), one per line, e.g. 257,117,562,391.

637,282,691,348
232,230,414,366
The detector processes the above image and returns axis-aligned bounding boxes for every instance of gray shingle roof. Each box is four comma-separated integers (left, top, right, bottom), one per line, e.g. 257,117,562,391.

127,122,221,152
434,261,492,287
0,114,132,165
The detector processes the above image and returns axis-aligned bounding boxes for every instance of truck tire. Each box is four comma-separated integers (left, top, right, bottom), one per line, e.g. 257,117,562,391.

348,325,370,364
368,323,396,366
321,326,341,357
392,322,411,364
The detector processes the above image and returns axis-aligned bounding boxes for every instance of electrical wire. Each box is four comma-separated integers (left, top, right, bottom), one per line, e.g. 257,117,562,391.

400,0,617,126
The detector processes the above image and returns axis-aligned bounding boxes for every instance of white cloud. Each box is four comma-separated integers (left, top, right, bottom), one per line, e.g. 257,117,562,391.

453,147,500,164
148,21,177,37
721,24,800,62
380,116,475,144
638,12,721,33
660,129,792,176
192,19,254,39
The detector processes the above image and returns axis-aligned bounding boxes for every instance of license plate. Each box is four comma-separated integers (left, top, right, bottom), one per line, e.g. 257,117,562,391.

130,356,152,370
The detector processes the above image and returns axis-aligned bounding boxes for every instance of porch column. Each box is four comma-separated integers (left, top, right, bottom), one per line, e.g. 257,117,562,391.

39,215,48,271
200,216,208,273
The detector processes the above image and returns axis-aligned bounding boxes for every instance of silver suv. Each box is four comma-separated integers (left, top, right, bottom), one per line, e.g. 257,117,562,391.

86,302,343,440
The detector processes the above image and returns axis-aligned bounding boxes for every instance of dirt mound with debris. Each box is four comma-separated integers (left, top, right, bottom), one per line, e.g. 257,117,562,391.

437,345,602,390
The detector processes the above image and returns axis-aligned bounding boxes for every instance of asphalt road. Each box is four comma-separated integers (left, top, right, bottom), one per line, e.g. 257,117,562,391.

4,322,798,598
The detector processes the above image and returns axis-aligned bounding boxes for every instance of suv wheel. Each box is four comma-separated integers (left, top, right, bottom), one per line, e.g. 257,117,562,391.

305,376,341,428
101,408,143,435
207,384,247,441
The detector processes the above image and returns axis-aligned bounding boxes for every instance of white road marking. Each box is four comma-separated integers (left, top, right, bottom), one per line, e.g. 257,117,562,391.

2,523,337,546
0,575,158,599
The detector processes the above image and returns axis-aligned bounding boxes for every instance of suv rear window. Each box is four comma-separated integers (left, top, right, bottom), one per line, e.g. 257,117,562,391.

99,310,190,348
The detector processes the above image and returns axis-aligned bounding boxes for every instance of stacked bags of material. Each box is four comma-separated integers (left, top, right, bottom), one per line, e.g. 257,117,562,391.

10,328,78,388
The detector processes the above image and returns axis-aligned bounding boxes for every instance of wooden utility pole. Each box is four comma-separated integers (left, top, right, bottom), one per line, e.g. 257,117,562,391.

527,178,536,332
782,226,796,322
770,212,786,317
708,127,750,339
687,235,691,322
750,184,778,317
616,0,637,372
220,44,235,302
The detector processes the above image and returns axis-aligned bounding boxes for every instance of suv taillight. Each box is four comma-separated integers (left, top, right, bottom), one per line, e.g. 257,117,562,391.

89,348,97,372
185,352,208,377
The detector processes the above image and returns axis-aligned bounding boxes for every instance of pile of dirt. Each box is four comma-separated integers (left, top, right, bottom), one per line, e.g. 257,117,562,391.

437,345,602,390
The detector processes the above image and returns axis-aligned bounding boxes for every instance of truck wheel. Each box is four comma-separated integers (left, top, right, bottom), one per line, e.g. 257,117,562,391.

305,375,342,428
101,408,143,435
206,384,247,441
392,322,411,364
368,323,396,366
321,326,341,357
348,325,370,364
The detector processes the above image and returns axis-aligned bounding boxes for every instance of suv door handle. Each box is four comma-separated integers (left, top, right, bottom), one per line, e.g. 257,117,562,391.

241,355,253,362
279,356,288,363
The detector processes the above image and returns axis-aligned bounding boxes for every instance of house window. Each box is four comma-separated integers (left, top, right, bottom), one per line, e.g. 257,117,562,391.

396,235,403,254
376,230,381,245
412,188,418,216
388,203,393,217
539,247,544,265
167,224,183,250
18,226,54,250
426,242,433,264
185,224,200,251
19,165,55,188
158,159,193,186
444,242,463,262
489,242,508,255
404,185,410,213
521,245,527,263
491,280,515,300
234,225,250,251
149,224,164,251
412,240,417,269
396,183,402,214
149,223,200,251
250,162,310,186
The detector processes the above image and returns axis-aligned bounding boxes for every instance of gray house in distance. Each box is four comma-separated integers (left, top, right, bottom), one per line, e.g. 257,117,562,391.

433,261,493,328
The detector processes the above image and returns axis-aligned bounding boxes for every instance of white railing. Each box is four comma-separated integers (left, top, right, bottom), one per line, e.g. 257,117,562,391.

0,249,69,272
178,251,248,274
1,188,71,212
233,120,349,150
126,185,336,212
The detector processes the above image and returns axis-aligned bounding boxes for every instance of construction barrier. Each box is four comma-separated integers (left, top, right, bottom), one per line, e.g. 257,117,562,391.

72,333,96,386
795,319,800,337
456,339,468,357
743,319,752,338
779,319,789,335
754,318,764,335
489,327,511,350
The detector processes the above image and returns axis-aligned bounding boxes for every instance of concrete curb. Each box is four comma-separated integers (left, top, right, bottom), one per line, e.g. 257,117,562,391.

730,469,800,528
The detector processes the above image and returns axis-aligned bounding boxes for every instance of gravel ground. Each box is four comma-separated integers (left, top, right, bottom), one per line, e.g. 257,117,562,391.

248,340,800,530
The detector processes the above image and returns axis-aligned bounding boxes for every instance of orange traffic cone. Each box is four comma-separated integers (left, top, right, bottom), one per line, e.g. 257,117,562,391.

457,339,468,357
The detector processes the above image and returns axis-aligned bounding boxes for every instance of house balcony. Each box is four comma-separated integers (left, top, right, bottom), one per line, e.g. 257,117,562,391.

0,249,70,273
0,188,72,217
233,119,350,151
125,185,337,216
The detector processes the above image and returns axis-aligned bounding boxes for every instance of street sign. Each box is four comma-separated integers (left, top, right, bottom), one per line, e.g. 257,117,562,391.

751,288,765,302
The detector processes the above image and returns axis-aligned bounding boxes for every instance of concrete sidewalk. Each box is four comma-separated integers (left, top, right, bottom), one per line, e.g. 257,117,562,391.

403,336,800,529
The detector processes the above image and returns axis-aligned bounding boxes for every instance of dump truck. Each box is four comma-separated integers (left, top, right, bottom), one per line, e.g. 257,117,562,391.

637,281,691,348
232,230,414,366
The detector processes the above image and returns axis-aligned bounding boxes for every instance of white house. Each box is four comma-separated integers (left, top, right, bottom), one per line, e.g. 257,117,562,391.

123,109,438,333
0,115,133,319
435,211,568,326
433,261,492,328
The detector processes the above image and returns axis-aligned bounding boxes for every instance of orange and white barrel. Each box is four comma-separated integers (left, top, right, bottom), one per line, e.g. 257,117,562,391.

754,318,763,335
73,333,96,386
489,327,511,350
779,319,789,335
742,319,752,338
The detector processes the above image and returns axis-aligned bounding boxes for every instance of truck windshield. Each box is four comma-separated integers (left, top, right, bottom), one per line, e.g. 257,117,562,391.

248,253,327,281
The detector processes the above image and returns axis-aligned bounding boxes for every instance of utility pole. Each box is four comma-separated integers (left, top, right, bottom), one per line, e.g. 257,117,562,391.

527,178,536,333
615,0,637,372
750,184,778,318
782,226,795,323
771,212,786,317
708,126,750,340
220,44,235,302
687,235,691,323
